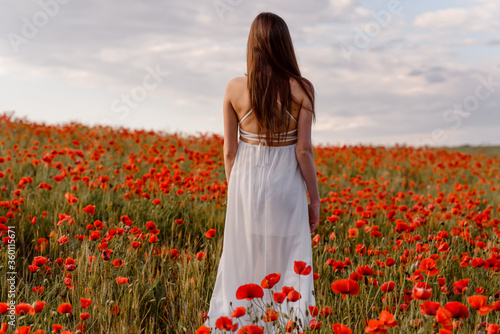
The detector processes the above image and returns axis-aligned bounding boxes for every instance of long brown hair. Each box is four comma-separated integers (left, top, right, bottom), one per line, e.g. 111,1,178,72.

246,12,315,144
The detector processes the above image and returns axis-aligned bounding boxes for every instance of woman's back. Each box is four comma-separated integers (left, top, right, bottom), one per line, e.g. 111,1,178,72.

230,76,307,147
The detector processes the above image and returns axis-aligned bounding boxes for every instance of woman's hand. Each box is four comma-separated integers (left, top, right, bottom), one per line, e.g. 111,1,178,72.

308,202,320,233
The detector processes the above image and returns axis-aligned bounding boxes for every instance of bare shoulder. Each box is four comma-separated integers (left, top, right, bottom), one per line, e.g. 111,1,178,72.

226,76,247,91
290,77,314,104
225,76,247,103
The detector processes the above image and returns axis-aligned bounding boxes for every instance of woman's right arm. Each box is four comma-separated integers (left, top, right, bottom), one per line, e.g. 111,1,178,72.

295,83,320,232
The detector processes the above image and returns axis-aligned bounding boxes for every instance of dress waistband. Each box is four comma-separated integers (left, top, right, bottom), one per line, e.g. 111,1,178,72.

239,137,297,167
239,128,298,142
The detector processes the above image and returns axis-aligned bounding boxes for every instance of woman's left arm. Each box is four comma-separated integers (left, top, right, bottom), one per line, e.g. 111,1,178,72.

223,80,239,183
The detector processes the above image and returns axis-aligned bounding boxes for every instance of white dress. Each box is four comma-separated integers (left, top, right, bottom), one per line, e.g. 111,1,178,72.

204,104,316,332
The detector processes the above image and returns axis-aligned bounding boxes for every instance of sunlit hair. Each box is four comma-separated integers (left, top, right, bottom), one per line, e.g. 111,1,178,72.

246,12,315,144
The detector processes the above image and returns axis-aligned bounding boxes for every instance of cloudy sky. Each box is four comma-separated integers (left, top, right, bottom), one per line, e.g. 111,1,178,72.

1,0,499,147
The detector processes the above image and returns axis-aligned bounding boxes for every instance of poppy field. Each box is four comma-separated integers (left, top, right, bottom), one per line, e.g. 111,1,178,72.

0,113,500,334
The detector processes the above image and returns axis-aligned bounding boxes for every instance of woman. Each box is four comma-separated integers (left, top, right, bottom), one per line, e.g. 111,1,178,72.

203,12,320,332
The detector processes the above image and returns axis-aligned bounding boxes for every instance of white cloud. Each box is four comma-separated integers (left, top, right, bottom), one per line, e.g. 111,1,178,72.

413,2,500,31
414,8,470,29
0,0,499,147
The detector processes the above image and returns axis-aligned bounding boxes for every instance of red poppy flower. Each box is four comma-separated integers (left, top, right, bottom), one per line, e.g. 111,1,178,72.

331,279,360,300
484,258,497,270
294,261,312,275
309,319,322,329
215,316,233,330
145,221,156,230
443,301,469,319
467,295,494,316
81,298,93,309
452,278,470,294
435,307,453,331
350,272,364,281
419,258,440,276
320,306,333,317
112,259,124,268
487,323,500,334
419,301,441,316
365,319,386,333
261,273,281,289
116,277,130,284
110,305,119,315
82,205,95,215
57,235,69,245
327,215,339,223
437,242,449,252
476,287,486,294
0,303,8,314
386,258,396,267
263,309,279,322
52,324,63,333
412,282,432,300
57,302,73,314
32,286,44,294
29,301,46,315
407,270,424,282
13,326,31,334
205,229,216,238
195,325,210,334
356,265,375,276
380,281,395,293
312,234,320,246
438,277,446,286
238,325,264,333
32,256,48,267
347,228,358,238
332,323,352,334
64,192,79,205
273,292,286,304
15,303,33,315
439,329,453,334
368,278,379,287
148,234,158,244
236,284,264,300
394,222,410,233
309,305,318,317
287,289,302,302
379,311,398,327
231,307,246,318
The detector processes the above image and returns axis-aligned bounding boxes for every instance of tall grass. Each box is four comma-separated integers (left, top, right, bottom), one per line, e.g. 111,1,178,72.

0,114,499,333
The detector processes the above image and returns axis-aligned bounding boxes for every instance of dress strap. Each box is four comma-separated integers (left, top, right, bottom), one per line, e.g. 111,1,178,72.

276,100,298,123
239,101,297,125
238,109,253,125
